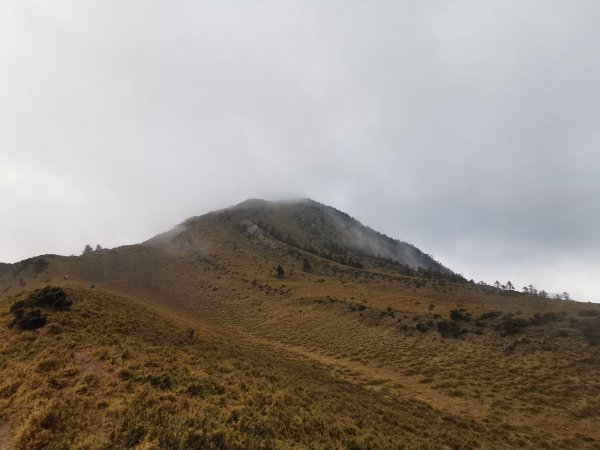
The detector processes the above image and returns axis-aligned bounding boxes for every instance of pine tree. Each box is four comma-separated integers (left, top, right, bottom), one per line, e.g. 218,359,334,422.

276,265,285,278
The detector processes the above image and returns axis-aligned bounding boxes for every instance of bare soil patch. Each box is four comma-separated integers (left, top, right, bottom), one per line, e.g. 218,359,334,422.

74,352,106,375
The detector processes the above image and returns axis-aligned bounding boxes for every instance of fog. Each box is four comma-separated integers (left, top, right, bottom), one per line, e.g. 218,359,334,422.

1,1,599,301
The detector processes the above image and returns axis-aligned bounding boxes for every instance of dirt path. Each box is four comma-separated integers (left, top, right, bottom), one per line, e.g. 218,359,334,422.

74,352,107,375
251,336,491,417
250,337,600,444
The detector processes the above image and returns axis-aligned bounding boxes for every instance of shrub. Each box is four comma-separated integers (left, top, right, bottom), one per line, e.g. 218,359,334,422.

118,369,133,380
437,320,465,338
186,383,204,397
450,309,471,321
530,312,563,325
10,309,47,330
416,323,428,333
497,317,530,336
276,265,285,278
583,319,600,345
8,286,71,331
10,286,72,311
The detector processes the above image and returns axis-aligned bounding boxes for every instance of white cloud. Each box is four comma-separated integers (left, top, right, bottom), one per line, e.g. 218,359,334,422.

0,1,598,301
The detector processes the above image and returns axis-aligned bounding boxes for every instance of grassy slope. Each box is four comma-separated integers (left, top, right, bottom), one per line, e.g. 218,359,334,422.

1,286,551,450
1,204,600,449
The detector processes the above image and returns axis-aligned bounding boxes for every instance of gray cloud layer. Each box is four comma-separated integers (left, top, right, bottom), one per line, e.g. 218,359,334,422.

1,1,599,300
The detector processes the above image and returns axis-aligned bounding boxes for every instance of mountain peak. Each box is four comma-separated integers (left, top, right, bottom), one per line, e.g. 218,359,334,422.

170,198,456,278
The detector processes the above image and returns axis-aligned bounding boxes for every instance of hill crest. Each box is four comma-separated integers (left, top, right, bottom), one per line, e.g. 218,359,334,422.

147,198,455,277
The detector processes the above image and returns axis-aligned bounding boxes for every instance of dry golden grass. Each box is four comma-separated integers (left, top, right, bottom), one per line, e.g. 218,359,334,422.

1,286,561,449
1,204,600,449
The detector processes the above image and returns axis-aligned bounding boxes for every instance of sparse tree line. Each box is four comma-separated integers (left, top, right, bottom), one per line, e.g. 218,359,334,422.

248,219,574,300
81,244,103,255
481,280,571,301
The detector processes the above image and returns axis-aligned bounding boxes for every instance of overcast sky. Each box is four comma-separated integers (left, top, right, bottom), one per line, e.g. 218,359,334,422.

1,1,599,301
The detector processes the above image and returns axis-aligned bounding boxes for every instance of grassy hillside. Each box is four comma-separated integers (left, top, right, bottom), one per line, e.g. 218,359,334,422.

1,199,599,449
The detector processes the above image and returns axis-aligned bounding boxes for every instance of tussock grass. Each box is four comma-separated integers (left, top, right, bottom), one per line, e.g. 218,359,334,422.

0,287,544,449
1,206,599,448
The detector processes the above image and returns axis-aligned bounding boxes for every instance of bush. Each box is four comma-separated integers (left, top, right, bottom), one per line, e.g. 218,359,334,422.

10,286,72,311
497,317,530,336
8,286,71,331
416,323,428,333
450,309,471,321
10,309,47,330
583,319,600,345
437,320,465,338
530,312,563,325
276,265,285,278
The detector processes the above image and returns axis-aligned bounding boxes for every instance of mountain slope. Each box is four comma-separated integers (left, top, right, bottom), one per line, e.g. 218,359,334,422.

145,198,458,280
1,199,599,449
227,198,449,272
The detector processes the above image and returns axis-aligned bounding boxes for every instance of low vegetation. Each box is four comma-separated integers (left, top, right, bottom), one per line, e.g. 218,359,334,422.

1,200,599,448
8,286,71,331
0,287,561,449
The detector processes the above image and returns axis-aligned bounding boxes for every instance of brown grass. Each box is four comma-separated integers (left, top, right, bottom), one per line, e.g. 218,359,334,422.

0,210,599,449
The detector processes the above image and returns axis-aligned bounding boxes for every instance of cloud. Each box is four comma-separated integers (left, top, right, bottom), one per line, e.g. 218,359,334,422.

0,1,599,301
